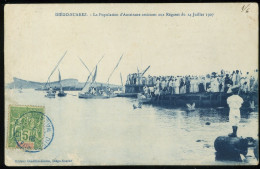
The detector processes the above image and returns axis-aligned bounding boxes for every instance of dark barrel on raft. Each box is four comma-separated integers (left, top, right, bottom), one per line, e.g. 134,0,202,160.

214,136,248,161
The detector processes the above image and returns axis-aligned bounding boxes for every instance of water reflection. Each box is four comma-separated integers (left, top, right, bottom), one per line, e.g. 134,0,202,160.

5,89,258,165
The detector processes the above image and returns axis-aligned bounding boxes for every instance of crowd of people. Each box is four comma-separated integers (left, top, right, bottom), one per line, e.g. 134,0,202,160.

126,69,258,96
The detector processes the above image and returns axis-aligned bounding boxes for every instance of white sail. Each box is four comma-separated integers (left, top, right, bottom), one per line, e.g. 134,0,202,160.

92,66,98,83
81,83,91,94
81,66,97,93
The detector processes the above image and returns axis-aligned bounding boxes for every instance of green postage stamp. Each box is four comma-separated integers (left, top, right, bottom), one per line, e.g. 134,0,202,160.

7,105,46,151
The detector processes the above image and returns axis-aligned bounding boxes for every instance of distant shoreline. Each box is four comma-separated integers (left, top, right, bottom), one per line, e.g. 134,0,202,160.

5,77,122,90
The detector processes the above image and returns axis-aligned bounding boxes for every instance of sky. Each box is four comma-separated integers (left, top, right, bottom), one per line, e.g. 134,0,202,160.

5,3,258,85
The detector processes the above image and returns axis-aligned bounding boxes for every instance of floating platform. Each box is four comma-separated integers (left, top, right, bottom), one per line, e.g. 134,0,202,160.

150,92,258,109
116,93,138,97
123,85,258,109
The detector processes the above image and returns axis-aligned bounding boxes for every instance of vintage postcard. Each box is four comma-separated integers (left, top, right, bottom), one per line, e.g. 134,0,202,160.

4,3,259,166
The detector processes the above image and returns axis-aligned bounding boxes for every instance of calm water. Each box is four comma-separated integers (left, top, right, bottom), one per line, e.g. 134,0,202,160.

5,89,259,165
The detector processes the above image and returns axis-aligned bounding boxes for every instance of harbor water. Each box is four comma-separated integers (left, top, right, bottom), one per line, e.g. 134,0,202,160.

5,89,258,165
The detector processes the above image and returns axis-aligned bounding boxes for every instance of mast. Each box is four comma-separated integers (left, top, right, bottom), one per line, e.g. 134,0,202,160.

91,66,98,86
120,72,123,86
106,54,123,85
78,56,91,74
141,65,150,76
81,55,104,93
58,69,62,90
44,51,67,88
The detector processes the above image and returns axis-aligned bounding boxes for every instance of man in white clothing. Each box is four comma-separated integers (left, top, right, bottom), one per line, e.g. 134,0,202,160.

227,87,244,137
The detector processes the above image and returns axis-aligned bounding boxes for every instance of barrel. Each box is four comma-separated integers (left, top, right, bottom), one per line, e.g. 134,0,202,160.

214,136,248,157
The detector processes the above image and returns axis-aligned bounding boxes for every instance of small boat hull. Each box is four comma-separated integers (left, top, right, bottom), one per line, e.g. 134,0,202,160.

58,93,67,97
78,93,109,99
45,93,55,98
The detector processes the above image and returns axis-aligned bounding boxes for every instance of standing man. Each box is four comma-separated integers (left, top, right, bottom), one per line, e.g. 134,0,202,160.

227,87,244,137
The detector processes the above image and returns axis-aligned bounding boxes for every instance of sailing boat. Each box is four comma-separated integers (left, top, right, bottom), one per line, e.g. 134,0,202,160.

45,51,67,98
45,87,55,98
57,70,67,97
78,55,109,99
105,54,123,98
79,65,109,99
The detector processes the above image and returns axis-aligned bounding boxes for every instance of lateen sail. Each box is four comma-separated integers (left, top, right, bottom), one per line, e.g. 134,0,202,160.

81,66,98,93
92,66,98,83
80,55,104,94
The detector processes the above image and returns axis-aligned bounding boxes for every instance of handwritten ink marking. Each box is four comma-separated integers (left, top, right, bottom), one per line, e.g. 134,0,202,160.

241,4,250,13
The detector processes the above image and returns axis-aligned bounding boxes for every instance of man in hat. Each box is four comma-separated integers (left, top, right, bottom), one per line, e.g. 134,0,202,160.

227,87,244,137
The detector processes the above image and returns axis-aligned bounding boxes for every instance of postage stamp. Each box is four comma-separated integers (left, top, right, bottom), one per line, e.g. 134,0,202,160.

7,105,54,152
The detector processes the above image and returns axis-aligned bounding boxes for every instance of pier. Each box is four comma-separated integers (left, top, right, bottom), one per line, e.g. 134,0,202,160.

124,84,258,109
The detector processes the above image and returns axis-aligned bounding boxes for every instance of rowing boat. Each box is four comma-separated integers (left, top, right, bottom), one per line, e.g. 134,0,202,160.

78,93,109,99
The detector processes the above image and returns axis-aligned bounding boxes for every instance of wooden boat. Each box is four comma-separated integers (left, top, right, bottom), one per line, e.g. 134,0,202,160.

58,92,67,97
44,51,67,98
78,65,103,99
78,93,109,99
78,55,106,99
45,92,55,98
78,54,123,100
